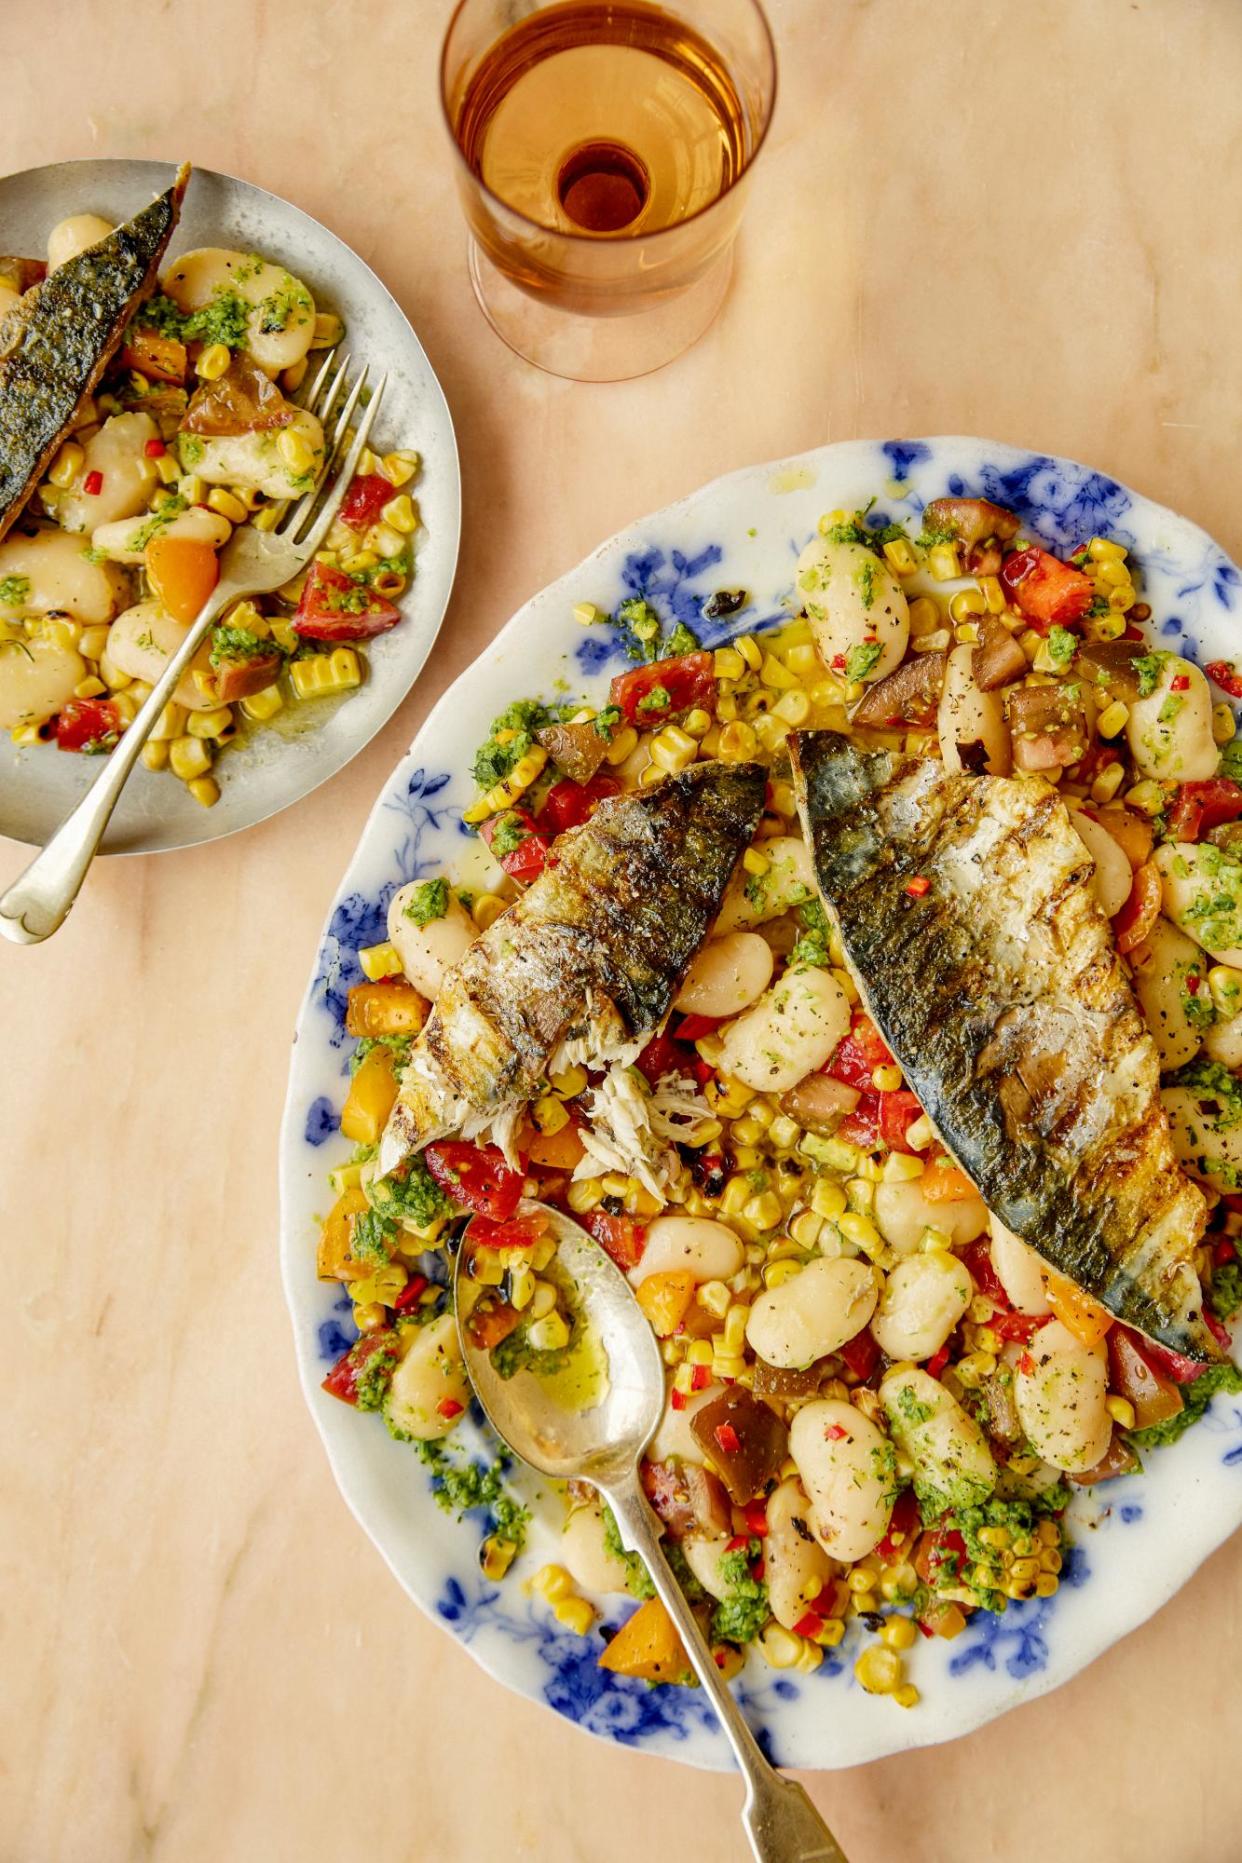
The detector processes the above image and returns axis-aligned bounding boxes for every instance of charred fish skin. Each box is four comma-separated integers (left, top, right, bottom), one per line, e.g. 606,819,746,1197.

790,728,1217,1361
380,759,767,1172
0,163,190,542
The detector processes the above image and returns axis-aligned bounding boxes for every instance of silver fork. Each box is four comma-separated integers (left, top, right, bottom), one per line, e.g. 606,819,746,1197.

0,357,387,945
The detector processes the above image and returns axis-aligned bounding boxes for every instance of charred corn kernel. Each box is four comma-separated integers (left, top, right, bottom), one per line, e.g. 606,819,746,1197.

531,1564,573,1603
273,427,315,478
773,688,811,726
72,626,113,668
1097,700,1130,738
1105,1395,1136,1429
252,501,282,532
186,705,233,739
718,720,759,761
651,724,697,774
527,1312,570,1354
907,596,940,637
567,1178,603,1214
893,1683,920,1710
871,1064,903,1092
290,649,360,699
882,1152,924,1184
813,1617,846,1649
1208,964,1242,1017
719,1176,751,1218
855,1646,903,1695
196,342,230,381
734,633,762,672
1034,1518,1059,1548
843,679,866,705
599,723,638,769
358,941,403,982
178,471,206,507
463,745,548,821
372,568,405,599
671,706,710,742
1213,702,1238,744
1090,762,1126,804
973,1325,1002,1355
1107,584,1136,613
731,1115,766,1147
169,735,212,782
838,1212,883,1257
43,616,81,653
713,1644,746,1682
72,674,108,701
760,652,798,690
203,486,246,525
240,685,284,723
759,1625,803,1670
793,1639,823,1675
381,449,420,488
977,1525,1011,1552
49,440,85,488
763,1258,804,1289
12,722,47,747
764,782,796,824
768,1115,801,1152
882,536,919,576
310,312,344,349
694,1279,732,1320
854,1155,884,1184
147,452,180,487
928,542,961,582
788,1209,823,1248
968,1295,996,1324
143,702,185,746
1039,1549,1063,1575
532,1095,570,1137
342,550,378,575
912,628,952,654
713,646,745,680
978,575,1006,614
480,1535,517,1582
1089,609,1126,641
808,1178,849,1223
1125,778,1164,815
505,1263,536,1312
1089,536,1127,562
355,448,383,478
1096,558,1129,588
1034,1573,1060,1599
753,713,790,755
743,1192,783,1231
721,1304,750,1355
881,1616,918,1652
709,1076,756,1117
955,1351,997,1387
949,588,987,621
741,847,771,880
525,1280,557,1322
783,644,822,683
380,493,418,535
687,1339,716,1369
140,740,168,771
954,622,981,647
186,774,220,809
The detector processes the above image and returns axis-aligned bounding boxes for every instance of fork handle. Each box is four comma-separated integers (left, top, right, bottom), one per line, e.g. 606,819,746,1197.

0,583,233,943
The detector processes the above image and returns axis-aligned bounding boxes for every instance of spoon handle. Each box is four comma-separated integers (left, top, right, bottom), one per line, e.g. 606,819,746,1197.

604,1476,849,1863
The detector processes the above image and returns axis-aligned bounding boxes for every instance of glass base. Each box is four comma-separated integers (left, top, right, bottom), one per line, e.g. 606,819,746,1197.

467,240,733,382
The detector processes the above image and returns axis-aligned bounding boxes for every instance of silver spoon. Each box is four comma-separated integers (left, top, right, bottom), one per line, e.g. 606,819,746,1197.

455,1204,848,1863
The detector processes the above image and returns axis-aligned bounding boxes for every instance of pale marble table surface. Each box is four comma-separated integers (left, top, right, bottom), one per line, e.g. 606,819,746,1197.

4,2,1242,1858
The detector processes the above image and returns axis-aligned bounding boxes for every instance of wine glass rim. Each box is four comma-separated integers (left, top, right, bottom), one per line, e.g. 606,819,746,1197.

438,0,778,246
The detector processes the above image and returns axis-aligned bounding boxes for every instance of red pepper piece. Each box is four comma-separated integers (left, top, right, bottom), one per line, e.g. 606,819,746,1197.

1205,661,1242,701
83,469,103,496
715,1422,742,1456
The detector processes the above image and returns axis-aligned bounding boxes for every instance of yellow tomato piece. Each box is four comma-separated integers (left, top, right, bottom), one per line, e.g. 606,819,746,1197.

145,533,220,626
635,1270,696,1338
597,1598,691,1683
340,1044,400,1146
1042,1268,1114,1346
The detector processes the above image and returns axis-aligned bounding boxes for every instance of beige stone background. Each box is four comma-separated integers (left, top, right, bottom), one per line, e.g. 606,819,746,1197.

3,1,1242,1858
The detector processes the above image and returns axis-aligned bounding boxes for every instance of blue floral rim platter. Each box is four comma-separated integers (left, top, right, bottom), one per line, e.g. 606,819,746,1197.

279,438,1242,1772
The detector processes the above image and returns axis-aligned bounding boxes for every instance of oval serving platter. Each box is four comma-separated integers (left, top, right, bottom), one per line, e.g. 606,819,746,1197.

0,158,460,854
280,437,1242,1772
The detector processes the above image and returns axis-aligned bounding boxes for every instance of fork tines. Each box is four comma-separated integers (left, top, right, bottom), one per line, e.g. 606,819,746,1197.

281,353,388,553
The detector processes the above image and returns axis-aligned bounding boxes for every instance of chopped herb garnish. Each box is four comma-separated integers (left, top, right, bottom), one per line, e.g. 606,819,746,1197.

0,575,31,605
404,878,449,926
843,640,883,683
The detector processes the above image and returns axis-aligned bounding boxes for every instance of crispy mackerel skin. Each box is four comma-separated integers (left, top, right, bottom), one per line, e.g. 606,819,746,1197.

789,729,1217,1360
0,162,190,542
380,759,767,1172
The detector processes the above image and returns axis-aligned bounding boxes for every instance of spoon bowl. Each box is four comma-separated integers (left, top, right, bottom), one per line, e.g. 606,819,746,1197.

455,1201,848,1863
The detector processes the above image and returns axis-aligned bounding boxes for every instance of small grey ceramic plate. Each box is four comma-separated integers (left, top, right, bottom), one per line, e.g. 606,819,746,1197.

0,159,460,853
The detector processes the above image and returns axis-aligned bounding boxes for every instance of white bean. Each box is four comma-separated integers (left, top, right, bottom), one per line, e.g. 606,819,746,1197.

1013,1319,1111,1473
0,527,126,624
629,1216,743,1288
715,835,816,932
0,633,86,730
560,1502,632,1596
716,967,851,1093
938,642,1011,775
873,1173,988,1256
107,599,190,686
789,1399,896,1562
91,503,232,565
745,1257,877,1368
1155,841,1242,967
869,1250,971,1362
1206,1012,1242,1070
674,931,774,1019
1126,655,1217,782
58,413,160,533
1162,1077,1242,1194
796,537,909,682
989,1217,1051,1317
649,1386,716,1463
189,409,325,499
681,1533,737,1603
1071,809,1134,918
47,212,113,271
765,1478,835,1632
381,1314,469,1440
880,1367,997,1511
1129,915,1210,1069
387,884,476,996
161,246,317,375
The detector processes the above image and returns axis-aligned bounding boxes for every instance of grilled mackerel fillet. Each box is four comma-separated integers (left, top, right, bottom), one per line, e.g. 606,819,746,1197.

0,163,190,542
379,759,767,1175
790,729,1216,1360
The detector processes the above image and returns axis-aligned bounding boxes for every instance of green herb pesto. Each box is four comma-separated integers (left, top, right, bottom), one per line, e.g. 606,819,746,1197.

615,596,663,662
126,493,188,553
855,559,877,611
790,898,831,969
404,878,449,926
256,273,313,334
143,287,252,352
1209,1260,1242,1321
489,811,529,857
350,1207,397,1267
843,640,883,683
1046,626,1077,670
635,684,671,715
666,621,700,657
1128,1359,1242,1450
1132,652,1167,699
0,574,30,605
918,521,958,548
711,1544,770,1645
472,697,567,790
350,1033,414,1077
367,1153,455,1231
354,1335,400,1411
209,625,282,668
593,704,622,740
825,503,907,553
178,434,205,467
599,1505,706,1604
409,1441,530,1550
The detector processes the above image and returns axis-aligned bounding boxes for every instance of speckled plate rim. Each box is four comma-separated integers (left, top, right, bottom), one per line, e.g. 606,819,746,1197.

0,157,461,854
280,436,1242,1772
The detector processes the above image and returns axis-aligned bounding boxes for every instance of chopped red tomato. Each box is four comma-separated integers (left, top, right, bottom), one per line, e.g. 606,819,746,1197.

339,472,395,532
582,1208,647,1272
827,1012,895,1089
876,1489,921,1563
393,1274,429,1313
926,1343,951,1378
991,1310,1042,1343
424,1140,524,1220
961,1239,1007,1305
1113,859,1162,953
674,1013,722,1043
1205,661,1242,701
837,1094,881,1150
480,807,549,882
143,436,167,458
635,1029,694,1087
55,697,121,753
321,1331,397,1406
295,560,401,641
468,1211,551,1251
1126,1329,1208,1385
610,650,716,728
1000,546,1094,630
537,772,621,834
1206,1310,1233,1351
880,1090,923,1153
743,1499,768,1537
838,1325,881,1383
1166,777,1242,842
